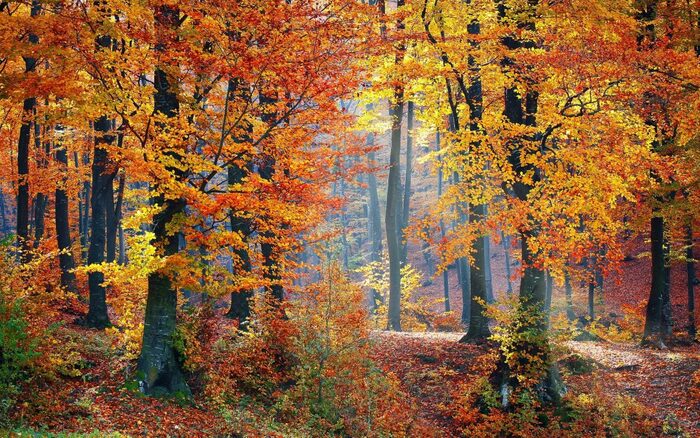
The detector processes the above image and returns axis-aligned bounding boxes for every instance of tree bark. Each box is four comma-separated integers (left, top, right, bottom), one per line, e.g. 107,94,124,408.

109,172,125,264
32,121,49,247
366,131,383,311
503,231,514,296
385,0,406,331
386,94,404,331
643,215,672,347
54,135,78,294
400,101,414,266
485,232,494,303
137,4,189,397
564,270,575,321
436,132,450,312
226,163,253,324
462,203,491,341
105,175,116,263
16,0,40,261
85,115,113,329
493,0,564,405
461,13,491,341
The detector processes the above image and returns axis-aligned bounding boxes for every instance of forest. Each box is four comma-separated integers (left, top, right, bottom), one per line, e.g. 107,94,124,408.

0,0,699,436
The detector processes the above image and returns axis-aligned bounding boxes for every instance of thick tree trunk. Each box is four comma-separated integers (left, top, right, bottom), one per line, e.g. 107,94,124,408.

445,112,471,324
16,0,40,261
84,116,113,329
226,163,253,324
17,103,36,259
258,89,285,303
385,0,405,331
386,95,404,331
461,201,491,341
137,5,189,397
643,215,672,347
55,138,78,294
462,13,491,340
260,238,284,301
493,0,564,404
453,174,471,325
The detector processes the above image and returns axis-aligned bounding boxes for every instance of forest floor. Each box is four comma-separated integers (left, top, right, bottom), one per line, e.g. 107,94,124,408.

7,236,700,436
7,319,700,437
371,330,700,437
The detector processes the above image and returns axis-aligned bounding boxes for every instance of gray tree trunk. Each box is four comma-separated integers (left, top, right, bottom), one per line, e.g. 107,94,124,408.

137,5,189,397
386,95,404,331
54,136,78,294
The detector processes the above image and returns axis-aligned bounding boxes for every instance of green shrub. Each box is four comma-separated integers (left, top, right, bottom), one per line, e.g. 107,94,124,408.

0,298,40,427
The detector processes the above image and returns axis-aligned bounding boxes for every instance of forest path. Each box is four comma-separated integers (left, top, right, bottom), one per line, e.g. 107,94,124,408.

371,331,700,436
567,339,700,435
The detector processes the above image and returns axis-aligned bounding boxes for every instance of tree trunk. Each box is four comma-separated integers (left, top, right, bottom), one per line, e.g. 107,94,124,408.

503,231,514,296
386,95,404,331
75,151,89,260
17,34,39,260
446,114,471,325
493,0,564,404
105,175,116,263
226,163,253,324
462,13,491,341
32,121,49,247
643,215,671,347
687,225,696,338
461,200,491,341
385,0,406,331
54,136,78,294
258,86,285,303
450,173,471,325
109,173,125,264
85,115,113,329
137,5,189,397
485,233,494,303
436,132,450,312
662,236,673,339
118,223,126,265
400,101,414,266
564,270,575,321
545,271,553,325
366,132,383,311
